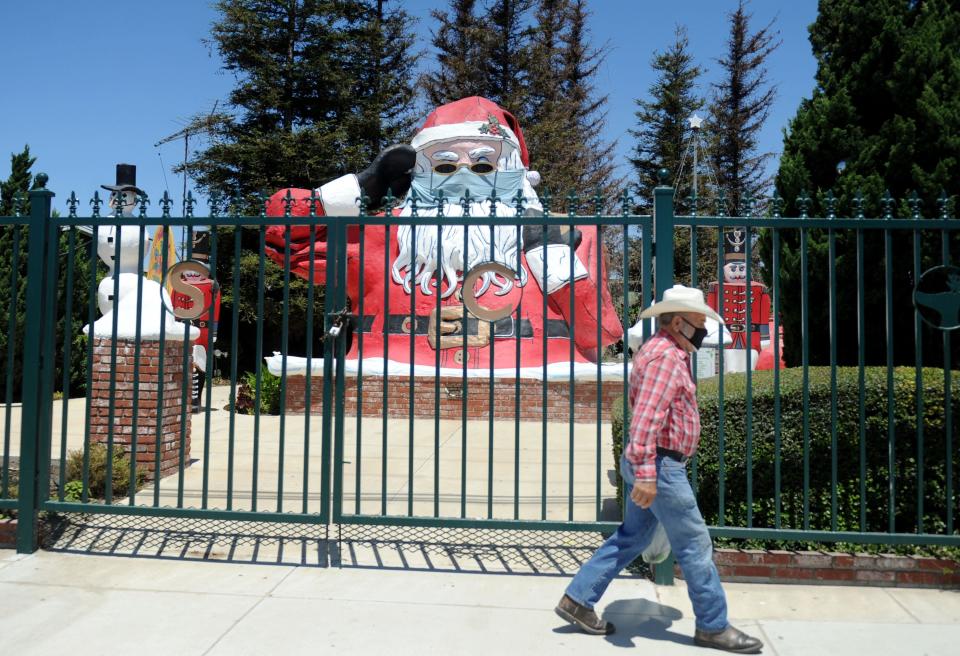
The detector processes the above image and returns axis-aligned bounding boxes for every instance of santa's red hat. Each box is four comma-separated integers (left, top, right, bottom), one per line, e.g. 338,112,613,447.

411,96,530,168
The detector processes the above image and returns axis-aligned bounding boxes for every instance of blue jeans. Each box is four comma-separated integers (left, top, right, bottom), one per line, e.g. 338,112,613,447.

565,454,728,632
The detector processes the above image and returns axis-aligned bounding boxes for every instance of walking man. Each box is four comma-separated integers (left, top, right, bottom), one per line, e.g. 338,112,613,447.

555,284,763,653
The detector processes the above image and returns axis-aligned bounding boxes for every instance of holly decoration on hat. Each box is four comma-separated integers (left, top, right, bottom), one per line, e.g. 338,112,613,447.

478,114,502,137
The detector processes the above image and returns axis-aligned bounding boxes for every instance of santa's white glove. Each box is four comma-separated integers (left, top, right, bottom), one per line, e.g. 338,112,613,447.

522,225,588,295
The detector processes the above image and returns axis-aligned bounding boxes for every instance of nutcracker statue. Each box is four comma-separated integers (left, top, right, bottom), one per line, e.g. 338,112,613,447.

706,228,771,373
262,96,623,377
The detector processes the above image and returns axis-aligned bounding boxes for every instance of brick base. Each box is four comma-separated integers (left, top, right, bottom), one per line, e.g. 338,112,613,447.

89,338,192,480
694,549,960,588
0,518,14,548
284,374,625,422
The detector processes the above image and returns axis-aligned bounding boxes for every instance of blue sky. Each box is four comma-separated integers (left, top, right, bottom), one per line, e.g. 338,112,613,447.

0,1,818,214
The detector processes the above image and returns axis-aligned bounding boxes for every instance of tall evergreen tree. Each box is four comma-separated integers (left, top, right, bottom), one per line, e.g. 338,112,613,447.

186,0,417,201
630,26,704,206
336,0,419,164
420,0,487,107
0,147,94,398
482,0,535,112
558,0,619,204
182,0,419,375
0,146,35,216
524,0,569,187
629,26,713,287
709,0,779,214
767,0,960,368
421,0,534,111
0,148,33,403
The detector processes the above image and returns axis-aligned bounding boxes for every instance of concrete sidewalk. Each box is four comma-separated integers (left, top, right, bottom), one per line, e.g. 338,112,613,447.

2,549,959,656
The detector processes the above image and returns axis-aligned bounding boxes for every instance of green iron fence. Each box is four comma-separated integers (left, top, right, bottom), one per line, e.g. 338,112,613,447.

1,173,957,574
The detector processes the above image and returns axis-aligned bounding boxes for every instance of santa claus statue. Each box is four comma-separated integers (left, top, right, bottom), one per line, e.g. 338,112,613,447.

706,227,771,373
264,96,622,376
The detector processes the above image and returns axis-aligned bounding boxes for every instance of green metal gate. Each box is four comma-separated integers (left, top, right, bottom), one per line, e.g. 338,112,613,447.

1,174,958,565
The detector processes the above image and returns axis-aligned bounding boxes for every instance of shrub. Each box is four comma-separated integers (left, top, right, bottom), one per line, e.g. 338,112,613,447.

612,367,960,538
64,443,146,499
234,369,282,415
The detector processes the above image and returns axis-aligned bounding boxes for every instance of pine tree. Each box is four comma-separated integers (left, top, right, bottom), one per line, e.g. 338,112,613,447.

524,0,569,183
523,0,618,208
629,26,714,288
767,0,960,368
630,26,704,208
183,0,419,375
709,0,779,214
482,0,535,111
420,0,488,107
337,0,419,163
186,0,418,201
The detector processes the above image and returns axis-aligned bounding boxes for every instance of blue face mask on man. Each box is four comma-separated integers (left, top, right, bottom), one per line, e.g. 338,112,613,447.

409,168,526,206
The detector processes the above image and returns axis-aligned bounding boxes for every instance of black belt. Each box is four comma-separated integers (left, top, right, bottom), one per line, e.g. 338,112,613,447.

352,314,571,339
657,446,691,464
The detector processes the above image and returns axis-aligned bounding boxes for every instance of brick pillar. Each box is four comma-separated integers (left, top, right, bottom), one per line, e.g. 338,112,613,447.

89,338,192,480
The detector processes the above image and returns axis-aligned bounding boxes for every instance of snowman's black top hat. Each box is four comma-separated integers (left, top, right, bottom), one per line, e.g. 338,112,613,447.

101,163,144,195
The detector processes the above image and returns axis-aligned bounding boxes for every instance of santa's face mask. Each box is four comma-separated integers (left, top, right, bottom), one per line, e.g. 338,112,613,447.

409,167,526,206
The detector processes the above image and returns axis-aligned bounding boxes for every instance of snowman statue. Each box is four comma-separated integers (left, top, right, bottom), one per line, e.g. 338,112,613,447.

85,163,196,343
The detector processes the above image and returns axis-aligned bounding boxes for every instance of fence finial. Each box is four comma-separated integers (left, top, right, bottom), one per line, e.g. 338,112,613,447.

880,190,895,219
937,190,949,220
852,190,865,219
907,190,922,219
824,189,836,219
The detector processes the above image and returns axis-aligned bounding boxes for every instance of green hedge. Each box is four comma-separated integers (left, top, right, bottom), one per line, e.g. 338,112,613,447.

612,367,960,537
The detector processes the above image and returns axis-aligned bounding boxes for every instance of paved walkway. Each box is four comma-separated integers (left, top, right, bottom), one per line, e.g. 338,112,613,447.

2,548,959,655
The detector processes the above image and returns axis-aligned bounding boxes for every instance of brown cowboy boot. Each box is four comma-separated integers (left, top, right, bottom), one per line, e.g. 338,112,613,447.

694,624,763,653
554,594,615,635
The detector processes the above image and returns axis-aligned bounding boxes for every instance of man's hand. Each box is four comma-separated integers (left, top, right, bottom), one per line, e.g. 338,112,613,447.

357,144,416,211
630,480,657,509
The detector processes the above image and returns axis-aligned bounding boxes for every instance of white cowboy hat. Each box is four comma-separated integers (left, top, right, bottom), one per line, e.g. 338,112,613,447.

639,284,724,324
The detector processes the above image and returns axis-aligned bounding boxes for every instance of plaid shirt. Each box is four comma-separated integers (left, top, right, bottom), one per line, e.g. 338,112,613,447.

624,330,700,481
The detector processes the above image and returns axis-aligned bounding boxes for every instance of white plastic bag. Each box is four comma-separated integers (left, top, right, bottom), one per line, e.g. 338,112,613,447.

642,522,671,564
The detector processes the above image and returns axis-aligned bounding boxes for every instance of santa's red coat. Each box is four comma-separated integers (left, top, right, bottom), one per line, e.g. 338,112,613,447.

264,188,623,371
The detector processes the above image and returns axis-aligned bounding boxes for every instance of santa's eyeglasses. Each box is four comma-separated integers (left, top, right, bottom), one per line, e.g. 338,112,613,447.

432,162,496,175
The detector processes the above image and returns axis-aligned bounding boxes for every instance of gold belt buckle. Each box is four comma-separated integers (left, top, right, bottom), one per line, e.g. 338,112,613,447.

427,304,490,349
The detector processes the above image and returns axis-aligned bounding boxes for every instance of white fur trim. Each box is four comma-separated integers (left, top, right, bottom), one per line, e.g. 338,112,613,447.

318,174,361,216
526,170,541,187
524,244,588,295
265,352,627,381
411,121,519,151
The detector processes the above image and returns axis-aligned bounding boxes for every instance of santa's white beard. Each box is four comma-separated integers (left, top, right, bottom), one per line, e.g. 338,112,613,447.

392,184,541,299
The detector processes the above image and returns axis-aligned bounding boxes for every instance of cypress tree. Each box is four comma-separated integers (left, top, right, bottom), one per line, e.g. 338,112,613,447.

768,0,960,368
0,148,93,398
0,148,34,401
